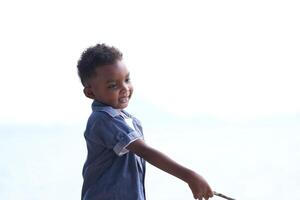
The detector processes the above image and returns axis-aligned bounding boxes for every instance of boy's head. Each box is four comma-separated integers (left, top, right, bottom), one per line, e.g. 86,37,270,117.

77,43,133,109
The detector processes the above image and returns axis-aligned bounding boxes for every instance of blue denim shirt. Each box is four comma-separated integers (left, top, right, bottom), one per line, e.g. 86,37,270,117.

82,100,146,200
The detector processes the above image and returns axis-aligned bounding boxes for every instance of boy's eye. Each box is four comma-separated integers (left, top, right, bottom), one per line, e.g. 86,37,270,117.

125,77,131,83
108,84,118,89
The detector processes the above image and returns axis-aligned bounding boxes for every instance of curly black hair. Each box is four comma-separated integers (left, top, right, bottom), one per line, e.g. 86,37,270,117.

77,43,123,86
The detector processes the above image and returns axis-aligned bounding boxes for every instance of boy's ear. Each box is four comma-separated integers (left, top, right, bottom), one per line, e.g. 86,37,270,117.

83,86,95,99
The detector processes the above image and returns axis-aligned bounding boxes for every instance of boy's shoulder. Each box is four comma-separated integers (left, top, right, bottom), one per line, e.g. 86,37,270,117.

88,109,118,125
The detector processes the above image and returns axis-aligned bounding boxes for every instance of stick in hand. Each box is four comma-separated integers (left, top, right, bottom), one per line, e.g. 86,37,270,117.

213,191,236,200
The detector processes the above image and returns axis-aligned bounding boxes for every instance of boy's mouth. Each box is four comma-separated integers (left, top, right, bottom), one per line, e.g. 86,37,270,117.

119,97,129,103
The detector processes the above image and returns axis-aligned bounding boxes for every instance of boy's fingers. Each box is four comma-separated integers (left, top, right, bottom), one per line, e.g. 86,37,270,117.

208,189,214,197
208,186,214,196
204,193,211,200
196,194,203,200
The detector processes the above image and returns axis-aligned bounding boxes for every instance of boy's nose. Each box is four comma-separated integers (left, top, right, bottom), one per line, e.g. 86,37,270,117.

121,84,130,94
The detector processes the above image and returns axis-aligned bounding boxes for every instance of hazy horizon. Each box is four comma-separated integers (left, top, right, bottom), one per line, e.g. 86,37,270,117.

1,0,299,199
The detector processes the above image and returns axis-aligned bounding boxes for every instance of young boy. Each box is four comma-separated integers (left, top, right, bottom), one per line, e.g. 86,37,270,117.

77,43,214,200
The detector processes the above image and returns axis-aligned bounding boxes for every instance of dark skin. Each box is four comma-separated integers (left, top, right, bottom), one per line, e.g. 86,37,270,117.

83,60,214,200
127,139,213,200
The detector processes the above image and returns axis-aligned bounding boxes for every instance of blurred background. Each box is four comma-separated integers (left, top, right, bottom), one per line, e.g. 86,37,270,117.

0,0,299,199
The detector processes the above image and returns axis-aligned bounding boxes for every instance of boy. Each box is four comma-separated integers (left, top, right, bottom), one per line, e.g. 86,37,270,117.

77,43,213,200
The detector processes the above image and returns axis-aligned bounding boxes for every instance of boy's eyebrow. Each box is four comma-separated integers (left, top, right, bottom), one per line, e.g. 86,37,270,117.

106,80,117,84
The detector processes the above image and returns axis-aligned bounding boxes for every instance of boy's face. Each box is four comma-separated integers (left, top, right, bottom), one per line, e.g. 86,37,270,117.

84,60,133,109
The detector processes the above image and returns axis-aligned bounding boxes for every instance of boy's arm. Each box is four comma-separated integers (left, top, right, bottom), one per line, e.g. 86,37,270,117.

126,139,214,200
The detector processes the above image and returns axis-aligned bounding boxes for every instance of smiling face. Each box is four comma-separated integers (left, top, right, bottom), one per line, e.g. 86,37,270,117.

84,60,133,109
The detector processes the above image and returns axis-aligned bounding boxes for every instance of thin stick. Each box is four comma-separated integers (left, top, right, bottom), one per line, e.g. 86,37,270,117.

213,191,236,200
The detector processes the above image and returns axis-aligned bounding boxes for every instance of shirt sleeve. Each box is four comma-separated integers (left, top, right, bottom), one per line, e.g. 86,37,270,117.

87,113,141,156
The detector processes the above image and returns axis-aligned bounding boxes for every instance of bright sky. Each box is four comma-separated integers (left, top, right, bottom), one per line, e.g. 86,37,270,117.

0,0,299,124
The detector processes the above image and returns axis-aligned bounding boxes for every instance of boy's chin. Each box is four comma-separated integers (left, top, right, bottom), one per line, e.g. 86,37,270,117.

111,102,129,110
118,103,129,109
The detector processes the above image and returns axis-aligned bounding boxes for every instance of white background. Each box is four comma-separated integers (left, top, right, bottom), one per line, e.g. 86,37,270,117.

0,0,299,200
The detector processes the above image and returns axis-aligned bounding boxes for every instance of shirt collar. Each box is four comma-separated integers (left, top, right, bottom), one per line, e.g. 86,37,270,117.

91,100,121,118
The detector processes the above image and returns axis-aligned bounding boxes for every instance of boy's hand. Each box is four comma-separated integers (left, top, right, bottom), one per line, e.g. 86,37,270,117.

187,172,213,200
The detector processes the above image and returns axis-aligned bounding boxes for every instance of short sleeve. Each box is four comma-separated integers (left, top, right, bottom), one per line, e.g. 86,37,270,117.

87,113,141,156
